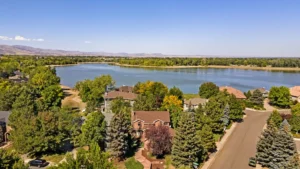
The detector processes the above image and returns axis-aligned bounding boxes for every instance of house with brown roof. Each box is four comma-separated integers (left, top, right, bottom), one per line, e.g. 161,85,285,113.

103,91,137,113
116,85,134,93
220,86,246,99
0,111,12,145
290,86,300,103
183,98,208,111
131,111,170,138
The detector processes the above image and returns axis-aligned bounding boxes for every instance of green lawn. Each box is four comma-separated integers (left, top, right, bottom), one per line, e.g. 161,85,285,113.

183,93,199,100
125,157,144,169
42,153,66,164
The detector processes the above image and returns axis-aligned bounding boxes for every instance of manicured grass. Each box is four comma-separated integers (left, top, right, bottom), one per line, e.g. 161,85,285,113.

125,157,144,169
42,153,66,164
183,93,199,100
164,155,172,169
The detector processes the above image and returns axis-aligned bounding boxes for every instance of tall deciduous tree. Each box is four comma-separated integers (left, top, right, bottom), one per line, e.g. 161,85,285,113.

145,125,172,157
171,112,202,168
197,124,216,156
133,94,156,111
269,86,291,108
0,149,28,169
228,95,244,121
198,82,219,99
168,86,183,102
78,111,106,147
37,85,64,111
107,111,131,161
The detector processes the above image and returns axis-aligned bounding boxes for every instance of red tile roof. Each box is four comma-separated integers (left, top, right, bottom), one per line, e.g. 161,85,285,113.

104,91,137,100
220,86,246,99
132,111,170,124
290,86,300,97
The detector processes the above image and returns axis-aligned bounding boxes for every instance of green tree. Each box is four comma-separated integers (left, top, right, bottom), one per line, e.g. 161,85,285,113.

29,66,60,91
168,86,183,101
221,104,230,129
198,82,219,99
37,85,64,111
291,103,300,116
171,112,202,168
267,110,282,128
249,89,264,106
0,149,28,169
49,142,115,169
107,112,131,161
268,86,291,108
133,94,156,111
228,95,244,121
197,124,216,155
110,97,131,115
288,114,300,134
78,111,106,147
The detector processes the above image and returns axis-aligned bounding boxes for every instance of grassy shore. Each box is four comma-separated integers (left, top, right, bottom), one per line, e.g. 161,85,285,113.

51,62,300,71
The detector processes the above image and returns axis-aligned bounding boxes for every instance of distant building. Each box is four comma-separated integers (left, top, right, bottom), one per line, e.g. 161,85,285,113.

220,86,246,99
183,98,208,111
103,91,137,113
250,87,269,97
8,70,28,83
290,86,300,103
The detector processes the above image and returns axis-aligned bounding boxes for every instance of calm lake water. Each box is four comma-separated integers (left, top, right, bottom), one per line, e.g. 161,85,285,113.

56,63,300,93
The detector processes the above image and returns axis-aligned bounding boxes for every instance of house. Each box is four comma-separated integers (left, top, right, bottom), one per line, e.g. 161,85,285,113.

116,85,134,93
250,87,269,97
131,111,170,138
103,91,137,113
8,70,28,83
183,98,208,111
0,111,12,144
219,86,246,99
290,86,300,103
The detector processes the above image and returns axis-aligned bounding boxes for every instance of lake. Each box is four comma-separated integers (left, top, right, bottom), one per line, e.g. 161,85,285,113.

56,63,300,93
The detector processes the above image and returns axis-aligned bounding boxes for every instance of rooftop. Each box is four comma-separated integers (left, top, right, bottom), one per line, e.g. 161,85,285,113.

104,91,137,100
132,111,170,124
117,85,134,93
220,86,246,99
184,98,208,105
290,86,300,97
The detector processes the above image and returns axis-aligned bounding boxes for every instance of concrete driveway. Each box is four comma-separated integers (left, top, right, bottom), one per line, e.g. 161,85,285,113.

209,110,271,169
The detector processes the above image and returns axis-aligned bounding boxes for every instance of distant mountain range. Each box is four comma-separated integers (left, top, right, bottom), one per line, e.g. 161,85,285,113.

0,44,165,57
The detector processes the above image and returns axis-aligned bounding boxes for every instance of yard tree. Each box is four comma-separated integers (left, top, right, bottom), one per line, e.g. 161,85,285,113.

168,86,183,101
196,124,216,158
37,85,64,111
267,110,282,128
269,126,299,169
0,149,28,169
133,94,156,111
49,142,114,169
29,66,60,91
289,114,300,134
268,86,291,108
256,122,277,167
228,95,244,121
249,89,264,106
0,85,20,111
291,103,300,116
220,104,230,129
110,97,131,116
145,125,172,157
171,112,202,168
167,104,182,128
162,95,182,110
198,82,219,99
78,111,106,147
107,111,131,161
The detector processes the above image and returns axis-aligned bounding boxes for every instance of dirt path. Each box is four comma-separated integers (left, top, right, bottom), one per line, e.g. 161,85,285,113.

208,110,271,169
61,85,86,111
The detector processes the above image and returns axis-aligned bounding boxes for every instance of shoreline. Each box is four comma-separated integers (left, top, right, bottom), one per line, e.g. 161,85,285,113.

51,62,300,71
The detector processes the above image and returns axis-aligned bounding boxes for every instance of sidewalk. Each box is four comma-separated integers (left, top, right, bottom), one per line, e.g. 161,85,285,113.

134,148,151,169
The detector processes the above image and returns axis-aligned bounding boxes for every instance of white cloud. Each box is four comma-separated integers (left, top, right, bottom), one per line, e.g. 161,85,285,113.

0,35,44,42
15,35,31,41
0,36,13,40
33,38,45,42
84,41,92,44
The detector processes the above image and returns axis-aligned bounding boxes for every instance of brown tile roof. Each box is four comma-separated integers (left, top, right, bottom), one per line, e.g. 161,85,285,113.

132,111,170,124
250,88,267,94
117,86,134,93
220,86,246,99
290,86,300,97
104,91,137,100
184,98,208,105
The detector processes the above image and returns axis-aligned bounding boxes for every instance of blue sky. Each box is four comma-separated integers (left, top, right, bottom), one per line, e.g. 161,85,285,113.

0,0,300,57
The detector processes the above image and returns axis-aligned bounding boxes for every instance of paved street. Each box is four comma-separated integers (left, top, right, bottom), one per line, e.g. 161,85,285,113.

209,110,271,169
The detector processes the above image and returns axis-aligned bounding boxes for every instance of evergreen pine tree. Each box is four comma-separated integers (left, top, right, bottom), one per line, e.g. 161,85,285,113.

221,104,230,130
171,112,202,168
197,124,216,157
107,112,131,161
256,121,277,167
249,89,264,106
279,119,291,132
269,128,298,169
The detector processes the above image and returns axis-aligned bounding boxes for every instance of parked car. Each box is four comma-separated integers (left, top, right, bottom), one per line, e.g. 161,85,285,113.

29,159,48,168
